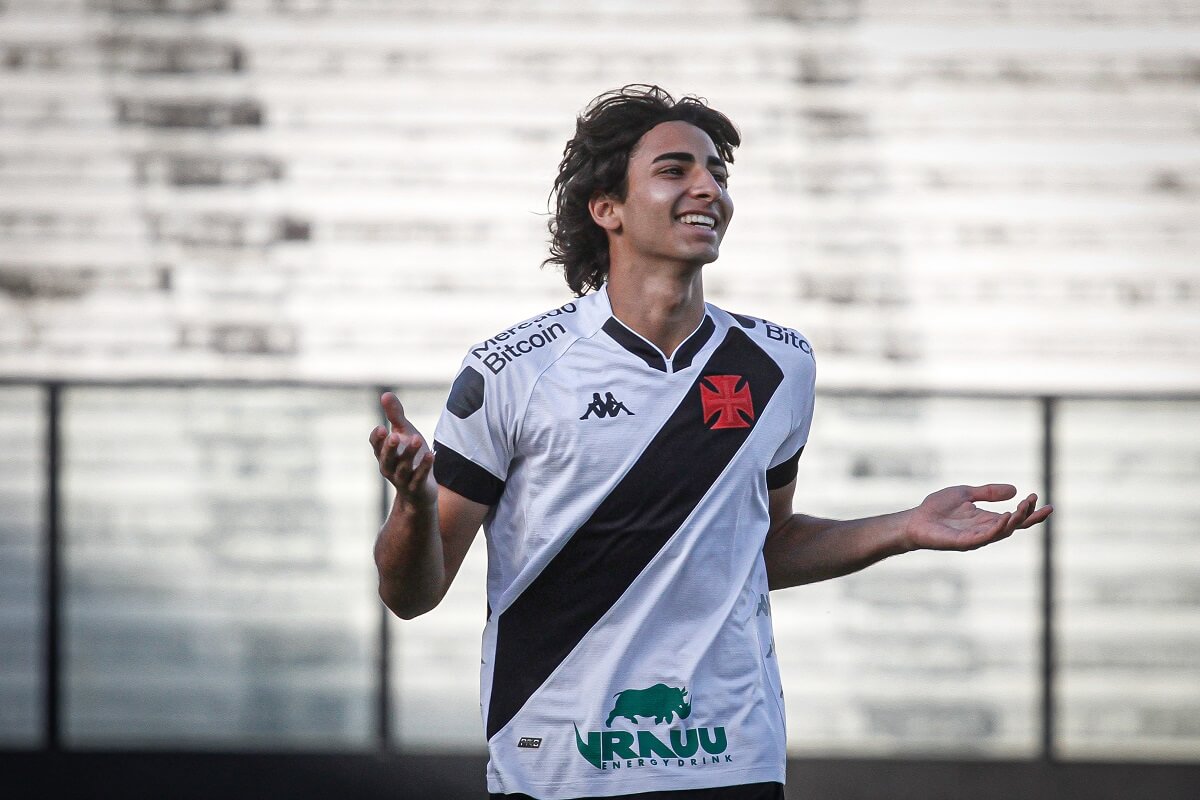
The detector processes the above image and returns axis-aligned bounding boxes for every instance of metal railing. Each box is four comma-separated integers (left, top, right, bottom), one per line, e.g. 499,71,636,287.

3,378,1197,761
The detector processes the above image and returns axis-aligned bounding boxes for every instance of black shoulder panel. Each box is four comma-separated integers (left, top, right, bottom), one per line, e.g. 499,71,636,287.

729,312,757,329
446,366,485,419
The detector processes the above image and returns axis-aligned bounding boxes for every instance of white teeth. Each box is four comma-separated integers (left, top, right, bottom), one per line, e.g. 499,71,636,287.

679,214,716,228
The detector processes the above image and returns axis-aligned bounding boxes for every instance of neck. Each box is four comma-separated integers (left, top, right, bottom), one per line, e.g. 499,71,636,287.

605,263,706,358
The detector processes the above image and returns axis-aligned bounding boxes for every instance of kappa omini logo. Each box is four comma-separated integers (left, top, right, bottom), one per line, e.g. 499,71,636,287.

580,391,635,420
573,684,731,771
699,375,754,429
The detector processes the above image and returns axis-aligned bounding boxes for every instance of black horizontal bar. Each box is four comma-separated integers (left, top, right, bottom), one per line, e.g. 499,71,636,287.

2,753,1199,800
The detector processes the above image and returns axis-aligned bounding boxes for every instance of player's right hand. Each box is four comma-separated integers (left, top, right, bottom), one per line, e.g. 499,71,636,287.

369,392,437,509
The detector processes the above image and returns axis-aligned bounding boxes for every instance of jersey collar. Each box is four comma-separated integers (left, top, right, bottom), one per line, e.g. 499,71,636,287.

598,287,717,374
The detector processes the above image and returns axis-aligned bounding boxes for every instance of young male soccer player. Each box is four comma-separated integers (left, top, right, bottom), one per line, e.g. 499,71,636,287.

369,85,1052,800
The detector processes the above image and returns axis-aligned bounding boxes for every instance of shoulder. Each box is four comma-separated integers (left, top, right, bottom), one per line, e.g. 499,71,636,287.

707,304,816,371
455,295,602,388
444,299,591,426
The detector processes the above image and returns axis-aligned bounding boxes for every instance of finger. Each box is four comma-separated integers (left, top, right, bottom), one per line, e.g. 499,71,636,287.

990,511,1012,540
967,484,1017,503
1007,493,1037,528
399,434,423,463
369,425,387,458
388,431,417,474
1017,504,1054,529
408,450,434,493
379,432,402,474
390,435,422,480
960,512,1006,549
928,508,1011,550
381,392,408,432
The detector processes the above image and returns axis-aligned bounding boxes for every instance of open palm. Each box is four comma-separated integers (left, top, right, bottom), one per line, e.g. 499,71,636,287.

906,484,1052,552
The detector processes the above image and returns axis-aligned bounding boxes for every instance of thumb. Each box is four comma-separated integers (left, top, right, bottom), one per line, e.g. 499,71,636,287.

381,392,407,431
966,484,1017,503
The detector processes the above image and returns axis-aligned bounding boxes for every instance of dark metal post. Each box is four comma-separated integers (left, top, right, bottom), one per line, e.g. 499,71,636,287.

44,383,62,751
374,387,393,751
1040,396,1057,762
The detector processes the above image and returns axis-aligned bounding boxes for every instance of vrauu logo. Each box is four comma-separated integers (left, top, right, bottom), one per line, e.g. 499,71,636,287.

573,684,731,771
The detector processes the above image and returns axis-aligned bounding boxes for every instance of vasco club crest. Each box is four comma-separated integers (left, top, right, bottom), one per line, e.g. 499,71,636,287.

699,375,754,430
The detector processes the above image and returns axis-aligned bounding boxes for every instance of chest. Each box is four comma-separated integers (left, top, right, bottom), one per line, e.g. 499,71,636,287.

516,344,792,483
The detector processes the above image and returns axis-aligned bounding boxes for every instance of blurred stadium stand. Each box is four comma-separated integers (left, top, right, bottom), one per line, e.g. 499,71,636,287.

1,0,1198,797
2,383,1198,798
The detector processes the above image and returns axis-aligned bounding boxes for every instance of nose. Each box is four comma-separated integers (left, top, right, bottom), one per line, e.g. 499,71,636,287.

688,168,722,201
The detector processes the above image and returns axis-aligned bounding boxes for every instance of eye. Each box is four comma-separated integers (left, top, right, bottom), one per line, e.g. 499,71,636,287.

712,171,729,187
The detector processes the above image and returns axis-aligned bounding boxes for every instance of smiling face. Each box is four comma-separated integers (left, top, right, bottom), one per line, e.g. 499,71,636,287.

591,120,734,275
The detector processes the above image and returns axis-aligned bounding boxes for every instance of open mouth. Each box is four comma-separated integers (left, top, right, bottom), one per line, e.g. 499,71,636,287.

678,213,717,229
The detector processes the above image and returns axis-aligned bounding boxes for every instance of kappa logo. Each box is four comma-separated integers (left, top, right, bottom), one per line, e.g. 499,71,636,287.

699,375,754,429
573,684,731,771
580,391,634,420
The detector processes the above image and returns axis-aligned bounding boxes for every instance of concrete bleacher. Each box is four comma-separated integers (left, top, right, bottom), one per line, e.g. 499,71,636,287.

2,0,1198,388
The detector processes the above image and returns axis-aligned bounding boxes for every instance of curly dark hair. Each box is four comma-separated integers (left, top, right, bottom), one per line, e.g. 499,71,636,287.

543,85,741,296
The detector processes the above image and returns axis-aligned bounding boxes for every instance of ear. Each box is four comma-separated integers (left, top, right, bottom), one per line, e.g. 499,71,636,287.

588,191,622,233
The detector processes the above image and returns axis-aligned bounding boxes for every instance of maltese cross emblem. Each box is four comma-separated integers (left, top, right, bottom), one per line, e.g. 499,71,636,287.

700,375,754,429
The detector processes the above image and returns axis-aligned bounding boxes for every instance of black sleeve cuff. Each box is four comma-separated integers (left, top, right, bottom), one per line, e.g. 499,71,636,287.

432,439,505,506
765,445,805,490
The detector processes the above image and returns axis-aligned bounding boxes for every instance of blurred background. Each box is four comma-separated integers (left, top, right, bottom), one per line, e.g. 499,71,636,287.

1,0,1198,798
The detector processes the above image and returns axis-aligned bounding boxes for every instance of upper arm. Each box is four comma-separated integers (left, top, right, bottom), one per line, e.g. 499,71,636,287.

431,359,516,588
763,342,813,541
763,479,798,591
767,478,797,541
436,483,490,593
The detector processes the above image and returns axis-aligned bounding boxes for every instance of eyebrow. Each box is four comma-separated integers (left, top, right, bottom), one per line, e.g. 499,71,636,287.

650,151,727,170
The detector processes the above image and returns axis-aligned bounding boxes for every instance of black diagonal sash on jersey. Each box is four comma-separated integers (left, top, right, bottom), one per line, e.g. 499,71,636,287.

486,327,784,739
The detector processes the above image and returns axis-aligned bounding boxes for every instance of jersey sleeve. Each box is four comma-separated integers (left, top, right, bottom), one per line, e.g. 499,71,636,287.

765,356,816,490
432,359,517,506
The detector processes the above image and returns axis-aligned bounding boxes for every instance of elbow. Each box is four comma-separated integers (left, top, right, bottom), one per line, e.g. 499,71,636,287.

379,591,434,620
389,605,431,621
378,581,444,620
373,536,449,620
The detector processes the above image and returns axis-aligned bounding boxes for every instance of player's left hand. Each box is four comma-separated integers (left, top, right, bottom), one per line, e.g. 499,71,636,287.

903,484,1053,552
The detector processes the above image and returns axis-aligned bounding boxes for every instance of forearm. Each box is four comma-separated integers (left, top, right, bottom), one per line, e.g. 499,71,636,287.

763,510,915,590
373,493,446,619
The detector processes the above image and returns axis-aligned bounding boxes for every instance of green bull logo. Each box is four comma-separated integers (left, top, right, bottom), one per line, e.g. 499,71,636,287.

607,683,691,726
574,684,731,771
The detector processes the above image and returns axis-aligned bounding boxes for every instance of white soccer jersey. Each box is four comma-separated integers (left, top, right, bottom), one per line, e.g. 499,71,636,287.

432,285,815,799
